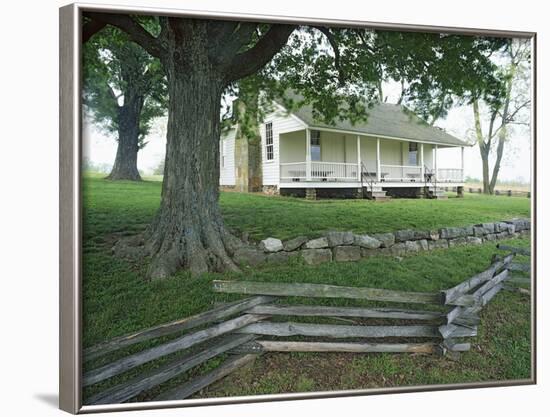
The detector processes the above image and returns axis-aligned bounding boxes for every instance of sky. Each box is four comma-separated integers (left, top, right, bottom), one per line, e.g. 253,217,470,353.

83,72,532,185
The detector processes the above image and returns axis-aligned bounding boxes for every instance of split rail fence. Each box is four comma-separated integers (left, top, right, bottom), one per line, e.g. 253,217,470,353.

83,246,531,405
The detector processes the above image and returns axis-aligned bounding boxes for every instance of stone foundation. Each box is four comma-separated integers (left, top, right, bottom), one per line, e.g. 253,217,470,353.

262,185,279,195
232,218,531,268
220,185,236,191
305,188,317,200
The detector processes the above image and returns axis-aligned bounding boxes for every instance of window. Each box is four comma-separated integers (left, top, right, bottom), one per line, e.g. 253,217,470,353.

310,130,321,161
265,122,274,161
408,142,418,165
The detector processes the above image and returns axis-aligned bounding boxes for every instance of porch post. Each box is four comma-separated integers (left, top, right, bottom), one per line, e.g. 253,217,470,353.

461,146,464,181
376,138,381,182
434,145,438,180
420,143,424,180
356,135,361,181
306,128,311,181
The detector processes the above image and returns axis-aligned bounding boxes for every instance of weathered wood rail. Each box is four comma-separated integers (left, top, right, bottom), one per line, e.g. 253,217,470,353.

450,186,530,198
83,245,527,405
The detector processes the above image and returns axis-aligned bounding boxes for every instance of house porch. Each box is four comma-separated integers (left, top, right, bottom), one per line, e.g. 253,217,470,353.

278,128,465,187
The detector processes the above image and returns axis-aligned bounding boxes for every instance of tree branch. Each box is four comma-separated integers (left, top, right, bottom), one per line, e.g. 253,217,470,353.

212,22,259,65
82,19,107,43
503,99,531,123
84,12,165,58
224,24,296,83
313,26,345,86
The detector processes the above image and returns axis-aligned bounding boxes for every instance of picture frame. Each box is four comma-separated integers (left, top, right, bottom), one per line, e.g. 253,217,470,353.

60,2,537,413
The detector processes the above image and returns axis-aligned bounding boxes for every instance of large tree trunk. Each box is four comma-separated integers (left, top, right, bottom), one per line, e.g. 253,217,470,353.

473,99,492,194
106,93,144,181
479,144,491,194
144,36,241,279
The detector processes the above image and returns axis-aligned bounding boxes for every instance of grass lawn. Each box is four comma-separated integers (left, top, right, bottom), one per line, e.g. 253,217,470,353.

83,173,530,242
81,174,532,402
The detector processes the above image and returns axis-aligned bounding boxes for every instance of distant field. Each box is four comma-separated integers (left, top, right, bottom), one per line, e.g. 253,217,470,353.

465,182,531,193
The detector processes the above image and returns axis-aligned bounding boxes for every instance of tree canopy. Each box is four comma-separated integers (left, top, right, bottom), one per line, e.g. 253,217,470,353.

83,24,166,150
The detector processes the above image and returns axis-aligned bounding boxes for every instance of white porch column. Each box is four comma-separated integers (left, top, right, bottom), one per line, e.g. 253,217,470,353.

356,135,361,181
376,138,381,182
461,146,465,181
434,145,438,180
420,143,424,180
306,128,311,181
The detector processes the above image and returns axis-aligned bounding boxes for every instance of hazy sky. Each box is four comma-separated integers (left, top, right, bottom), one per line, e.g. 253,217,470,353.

83,84,532,183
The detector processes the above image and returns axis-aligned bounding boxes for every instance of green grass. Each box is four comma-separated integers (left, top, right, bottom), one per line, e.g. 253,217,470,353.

81,174,532,402
83,174,530,242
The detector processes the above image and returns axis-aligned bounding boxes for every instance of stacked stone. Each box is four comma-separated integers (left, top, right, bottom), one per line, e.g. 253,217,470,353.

232,218,530,267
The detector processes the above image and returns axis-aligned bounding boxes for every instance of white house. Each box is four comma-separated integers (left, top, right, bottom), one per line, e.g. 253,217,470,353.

220,97,470,200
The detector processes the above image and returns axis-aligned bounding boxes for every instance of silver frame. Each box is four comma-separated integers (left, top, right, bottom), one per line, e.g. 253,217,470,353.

59,2,537,414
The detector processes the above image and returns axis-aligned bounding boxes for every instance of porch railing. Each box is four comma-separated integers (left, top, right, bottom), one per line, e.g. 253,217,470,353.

280,162,307,181
280,162,463,183
380,164,423,182
280,161,358,182
437,168,464,182
311,161,358,181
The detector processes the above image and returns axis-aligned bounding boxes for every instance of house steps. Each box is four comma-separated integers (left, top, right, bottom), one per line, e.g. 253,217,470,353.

363,187,391,201
425,186,447,199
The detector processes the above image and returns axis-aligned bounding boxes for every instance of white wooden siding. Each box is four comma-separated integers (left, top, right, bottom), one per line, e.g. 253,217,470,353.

360,137,377,172
260,109,305,185
219,128,236,186
423,144,434,169
319,131,346,162
280,130,306,163
379,138,403,165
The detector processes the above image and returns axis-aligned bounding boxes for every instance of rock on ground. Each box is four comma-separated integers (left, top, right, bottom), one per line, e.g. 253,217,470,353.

333,245,361,262
259,237,284,253
353,234,381,249
372,233,395,248
301,248,333,265
326,231,354,247
233,247,266,266
283,236,308,252
304,237,330,249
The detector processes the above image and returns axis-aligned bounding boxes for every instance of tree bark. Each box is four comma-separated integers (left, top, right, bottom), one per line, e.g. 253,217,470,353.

479,143,491,194
144,31,242,279
473,99,492,194
488,62,515,193
106,93,144,181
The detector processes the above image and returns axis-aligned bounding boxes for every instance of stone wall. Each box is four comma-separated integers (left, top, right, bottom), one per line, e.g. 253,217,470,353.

232,218,531,267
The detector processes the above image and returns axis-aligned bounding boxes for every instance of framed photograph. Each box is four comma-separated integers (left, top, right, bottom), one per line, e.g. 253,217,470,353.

59,2,536,413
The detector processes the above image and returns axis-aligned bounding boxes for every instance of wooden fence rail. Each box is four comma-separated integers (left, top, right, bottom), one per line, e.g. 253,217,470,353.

83,245,527,405
212,280,444,304
234,340,437,354
84,296,273,362
463,187,530,198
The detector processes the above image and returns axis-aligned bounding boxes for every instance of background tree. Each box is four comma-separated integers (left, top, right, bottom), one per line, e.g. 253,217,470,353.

352,30,507,125
83,14,509,279
83,23,167,181
470,39,531,194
